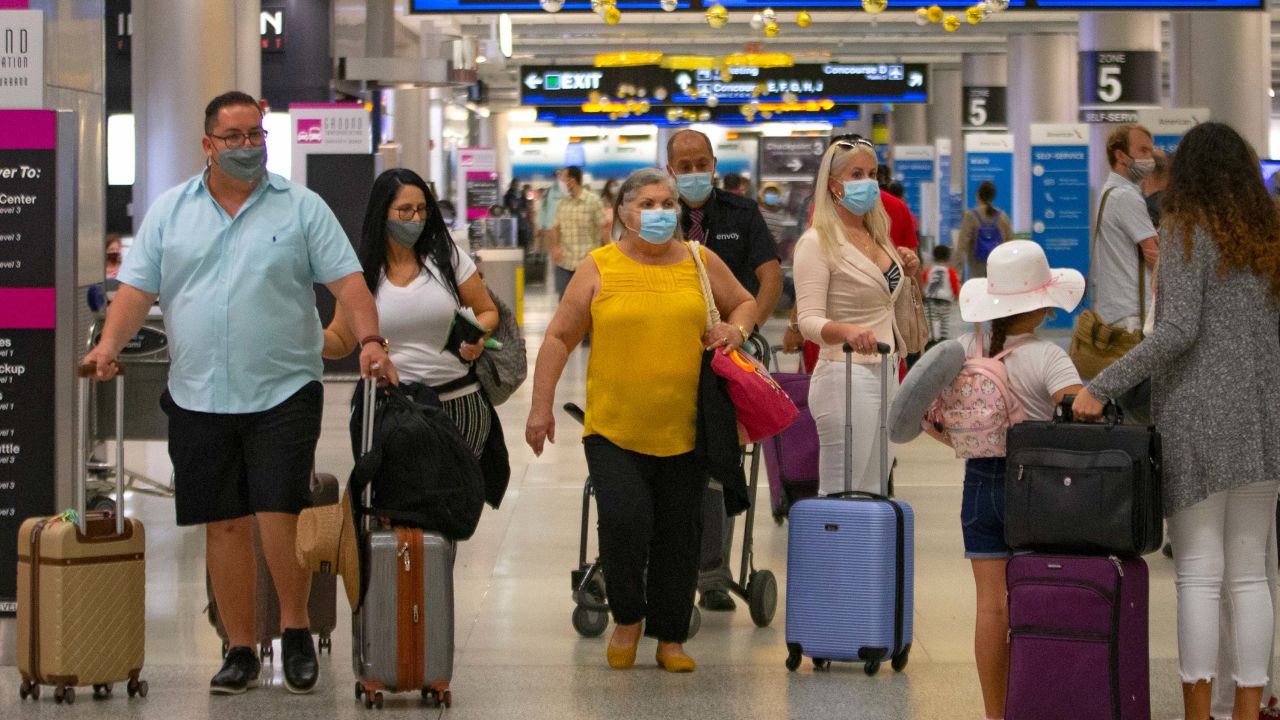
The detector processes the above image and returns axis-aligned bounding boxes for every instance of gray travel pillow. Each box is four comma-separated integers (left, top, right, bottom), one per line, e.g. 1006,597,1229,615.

890,340,966,444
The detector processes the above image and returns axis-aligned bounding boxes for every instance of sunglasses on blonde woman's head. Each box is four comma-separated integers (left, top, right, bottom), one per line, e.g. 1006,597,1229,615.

833,137,876,152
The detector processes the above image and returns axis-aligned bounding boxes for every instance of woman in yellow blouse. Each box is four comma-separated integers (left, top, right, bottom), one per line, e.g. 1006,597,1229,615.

793,138,920,496
525,167,755,673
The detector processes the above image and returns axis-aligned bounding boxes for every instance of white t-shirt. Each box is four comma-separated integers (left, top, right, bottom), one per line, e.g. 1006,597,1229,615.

1093,172,1156,326
958,331,1082,422
376,250,478,386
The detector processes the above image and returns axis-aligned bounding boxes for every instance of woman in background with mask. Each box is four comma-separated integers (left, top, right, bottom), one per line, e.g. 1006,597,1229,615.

793,139,920,496
323,168,499,457
525,167,755,674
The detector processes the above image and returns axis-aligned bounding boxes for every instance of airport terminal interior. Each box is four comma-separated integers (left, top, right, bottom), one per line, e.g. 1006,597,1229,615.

3,1,1280,719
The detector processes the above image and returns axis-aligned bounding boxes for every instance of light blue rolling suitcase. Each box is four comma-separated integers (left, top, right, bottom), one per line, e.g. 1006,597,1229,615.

784,344,914,675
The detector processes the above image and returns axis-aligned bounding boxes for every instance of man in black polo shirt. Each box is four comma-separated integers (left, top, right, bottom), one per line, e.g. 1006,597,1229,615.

667,128,782,612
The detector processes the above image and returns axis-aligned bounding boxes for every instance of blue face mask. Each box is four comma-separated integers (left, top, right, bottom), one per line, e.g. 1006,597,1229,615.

763,190,780,206
637,208,678,244
674,172,714,203
838,179,879,215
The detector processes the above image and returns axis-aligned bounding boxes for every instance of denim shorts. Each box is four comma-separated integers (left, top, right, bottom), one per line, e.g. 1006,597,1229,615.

960,457,1012,560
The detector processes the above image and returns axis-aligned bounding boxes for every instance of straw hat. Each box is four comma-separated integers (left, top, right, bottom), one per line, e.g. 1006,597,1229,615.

959,240,1085,323
295,486,361,609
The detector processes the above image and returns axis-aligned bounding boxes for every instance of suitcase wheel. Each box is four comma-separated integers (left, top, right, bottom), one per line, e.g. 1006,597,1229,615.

92,684,113,699
863,660,880,676
126,678,148,698
784,648,802,672
363,691,383,709
891,646,911,673
356,682,364,700
260,642,274,662
220,640,229,659
318,635,332,654
421,688,452,708
746,570,778,628
19,679,38,700
814,658,832,672
54,685,75,704
571,604,608,638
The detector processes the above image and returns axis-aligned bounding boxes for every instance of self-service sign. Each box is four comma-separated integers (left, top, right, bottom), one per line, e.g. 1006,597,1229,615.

0,110,58,613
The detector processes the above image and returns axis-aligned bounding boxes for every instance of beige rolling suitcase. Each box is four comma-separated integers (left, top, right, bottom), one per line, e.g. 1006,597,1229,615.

16,364,147,704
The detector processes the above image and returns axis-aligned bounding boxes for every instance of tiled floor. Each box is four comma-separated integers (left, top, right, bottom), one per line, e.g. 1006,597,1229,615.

3,285,1274,719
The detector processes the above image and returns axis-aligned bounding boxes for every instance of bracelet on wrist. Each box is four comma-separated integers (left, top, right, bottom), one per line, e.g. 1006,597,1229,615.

360,335,389,352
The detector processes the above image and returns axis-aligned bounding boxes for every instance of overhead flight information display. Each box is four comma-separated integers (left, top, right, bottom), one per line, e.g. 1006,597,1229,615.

413,0,1259,12
521,63,928,107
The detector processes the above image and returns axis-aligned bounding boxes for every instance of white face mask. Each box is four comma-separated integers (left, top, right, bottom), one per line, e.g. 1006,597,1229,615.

1130,157,1156,180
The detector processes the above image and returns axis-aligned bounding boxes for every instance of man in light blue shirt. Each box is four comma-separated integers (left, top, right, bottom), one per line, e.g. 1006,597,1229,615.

84,91,396,696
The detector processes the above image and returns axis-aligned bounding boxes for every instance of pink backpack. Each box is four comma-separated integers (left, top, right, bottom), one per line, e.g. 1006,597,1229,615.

932,335,1028,459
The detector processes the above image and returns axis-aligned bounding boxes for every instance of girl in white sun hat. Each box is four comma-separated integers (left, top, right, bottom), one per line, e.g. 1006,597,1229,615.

924,239,1085,720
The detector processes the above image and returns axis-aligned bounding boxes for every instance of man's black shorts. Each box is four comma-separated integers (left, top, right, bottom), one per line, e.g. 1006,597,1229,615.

160,381,323,526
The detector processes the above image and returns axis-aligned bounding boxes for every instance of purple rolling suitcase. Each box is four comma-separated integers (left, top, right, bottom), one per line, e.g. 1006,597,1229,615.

762,367,819,520
1006,554,1149,720
784,344,914,675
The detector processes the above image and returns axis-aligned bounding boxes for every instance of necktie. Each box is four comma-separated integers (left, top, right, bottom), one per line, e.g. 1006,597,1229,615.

687,208,705,242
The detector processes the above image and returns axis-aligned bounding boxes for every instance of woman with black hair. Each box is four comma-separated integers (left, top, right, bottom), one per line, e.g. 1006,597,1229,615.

323,168,500,457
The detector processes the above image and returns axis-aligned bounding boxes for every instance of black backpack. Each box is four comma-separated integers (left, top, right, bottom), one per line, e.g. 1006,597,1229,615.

348,383,485,541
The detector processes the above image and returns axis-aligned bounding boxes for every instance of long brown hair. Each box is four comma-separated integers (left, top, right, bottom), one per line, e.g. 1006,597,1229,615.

1161,122,1280,300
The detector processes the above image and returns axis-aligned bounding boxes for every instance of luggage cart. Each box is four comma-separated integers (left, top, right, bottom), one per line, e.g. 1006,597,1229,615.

564,403,702,640
566,331,780,635
84,315,175,510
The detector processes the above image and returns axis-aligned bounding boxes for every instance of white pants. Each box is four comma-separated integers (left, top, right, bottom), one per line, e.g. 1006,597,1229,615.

1168,481,1280,688
1212,510,1278,716
808,357,897,497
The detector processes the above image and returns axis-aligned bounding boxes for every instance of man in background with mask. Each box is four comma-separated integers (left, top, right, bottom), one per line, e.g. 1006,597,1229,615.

1091,123,1160,342
666,128,781,613
83,91,394,696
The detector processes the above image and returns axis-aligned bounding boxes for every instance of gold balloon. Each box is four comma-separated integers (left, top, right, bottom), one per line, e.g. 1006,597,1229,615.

604,6,621,24
914,7,930,25
943,14,960,31
861,0,888,13
926,4,943,22
966,5,982,23
764,20,779,37
797,10,812,28
705,4,729,28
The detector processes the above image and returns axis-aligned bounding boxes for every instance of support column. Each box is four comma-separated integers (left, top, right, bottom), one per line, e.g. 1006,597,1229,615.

133,0,256,219
891,103,928,146
493,110,512,185
1079,13,1161,193
1170,11,1271,154
1008,33,1078,233
234,0,260,98
393,88,429,175
928,64,963,188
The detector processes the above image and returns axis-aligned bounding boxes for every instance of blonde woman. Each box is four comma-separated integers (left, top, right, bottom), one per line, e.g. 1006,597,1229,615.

794,138,920,496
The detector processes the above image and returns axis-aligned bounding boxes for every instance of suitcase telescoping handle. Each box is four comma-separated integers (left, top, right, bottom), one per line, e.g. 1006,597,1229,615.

841,342,892,497
76,362,126,535
359,378,378,533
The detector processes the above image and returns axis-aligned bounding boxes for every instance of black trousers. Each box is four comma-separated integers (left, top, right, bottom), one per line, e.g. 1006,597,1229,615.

584,435,704,643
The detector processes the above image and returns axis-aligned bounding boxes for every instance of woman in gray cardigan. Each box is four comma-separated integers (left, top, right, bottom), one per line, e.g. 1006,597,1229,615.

1074,122,1280,720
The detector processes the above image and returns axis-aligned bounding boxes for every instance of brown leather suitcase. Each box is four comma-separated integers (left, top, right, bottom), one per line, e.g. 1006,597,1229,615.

204,472,339,659
17,366,148,704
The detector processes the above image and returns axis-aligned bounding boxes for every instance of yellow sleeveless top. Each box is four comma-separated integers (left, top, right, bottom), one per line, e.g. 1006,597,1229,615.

583,243,707,457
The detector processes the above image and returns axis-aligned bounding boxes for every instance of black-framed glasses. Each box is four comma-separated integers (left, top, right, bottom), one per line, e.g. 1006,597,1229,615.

207,129,268,149
392,204,429,221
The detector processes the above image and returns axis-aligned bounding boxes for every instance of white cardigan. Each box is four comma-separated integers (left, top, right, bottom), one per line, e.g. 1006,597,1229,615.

793,226,905,364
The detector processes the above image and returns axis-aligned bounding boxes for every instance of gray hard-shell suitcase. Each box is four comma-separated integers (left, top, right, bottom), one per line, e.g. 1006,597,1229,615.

352,380,456,709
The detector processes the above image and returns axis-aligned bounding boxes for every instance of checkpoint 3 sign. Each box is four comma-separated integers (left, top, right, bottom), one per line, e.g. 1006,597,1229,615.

520,63,928,107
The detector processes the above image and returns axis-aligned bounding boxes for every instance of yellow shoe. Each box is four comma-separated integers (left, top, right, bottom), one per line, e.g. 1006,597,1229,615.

655,650,696,673
607,642,638,669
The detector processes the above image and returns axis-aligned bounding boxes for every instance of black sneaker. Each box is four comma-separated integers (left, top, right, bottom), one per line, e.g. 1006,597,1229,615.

281,628,318,694
210,646,260,695
698,589,737,612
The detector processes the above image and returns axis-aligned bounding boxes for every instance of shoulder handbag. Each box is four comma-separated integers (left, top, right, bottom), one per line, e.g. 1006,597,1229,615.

687,241,799,443
893,271,929,355
1069,187,1146,380
473,287,527,406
